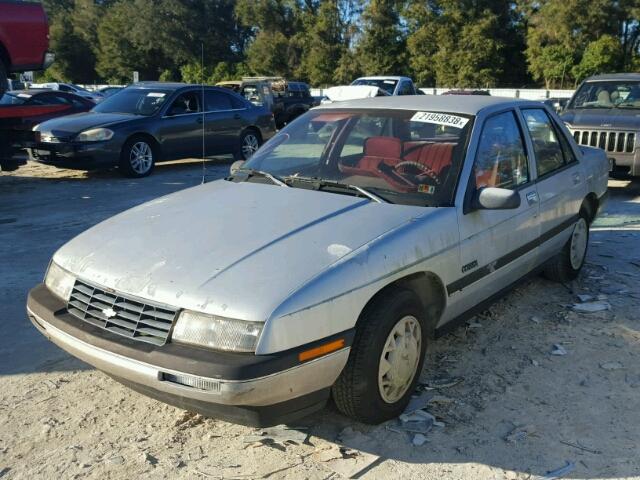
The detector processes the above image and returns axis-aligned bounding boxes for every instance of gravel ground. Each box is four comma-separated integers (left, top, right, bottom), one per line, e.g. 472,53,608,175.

1,160,639,480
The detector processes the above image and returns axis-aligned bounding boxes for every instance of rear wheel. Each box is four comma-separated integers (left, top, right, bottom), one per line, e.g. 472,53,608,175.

332,289,427,424
239,129,261,160
119,136,155,177
543,210,589,282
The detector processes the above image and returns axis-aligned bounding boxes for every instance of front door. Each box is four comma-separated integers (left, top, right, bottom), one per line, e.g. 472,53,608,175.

159,90,204,160
449,109,540,318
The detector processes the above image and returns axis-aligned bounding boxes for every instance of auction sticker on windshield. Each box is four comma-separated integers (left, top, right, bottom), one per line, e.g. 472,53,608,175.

147,92,166,97
411,111,469,129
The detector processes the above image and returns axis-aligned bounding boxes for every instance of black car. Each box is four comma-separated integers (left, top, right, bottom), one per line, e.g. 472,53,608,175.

28,82,277,177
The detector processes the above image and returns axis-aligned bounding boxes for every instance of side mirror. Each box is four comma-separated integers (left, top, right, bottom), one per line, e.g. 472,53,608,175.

473,187,521,210
230,160,245,175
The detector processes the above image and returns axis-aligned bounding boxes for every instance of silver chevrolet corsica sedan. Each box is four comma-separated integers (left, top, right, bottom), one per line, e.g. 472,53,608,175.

27,96,609,426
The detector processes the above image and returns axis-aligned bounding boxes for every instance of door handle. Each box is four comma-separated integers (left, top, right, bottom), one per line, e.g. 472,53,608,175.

572,172,581,185
196,117,203,124
234,113,241,119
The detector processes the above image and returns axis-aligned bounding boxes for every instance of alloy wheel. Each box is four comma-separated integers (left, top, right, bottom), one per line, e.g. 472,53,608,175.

242,133,259,159
129,141,153,175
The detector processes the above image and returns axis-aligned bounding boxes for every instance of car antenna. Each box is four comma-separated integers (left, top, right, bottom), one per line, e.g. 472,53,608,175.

201,42,206,184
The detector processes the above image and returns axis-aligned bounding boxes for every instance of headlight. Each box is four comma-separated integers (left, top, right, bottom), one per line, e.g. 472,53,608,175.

44,261,75,301
172,310,263,353
76,128,114,142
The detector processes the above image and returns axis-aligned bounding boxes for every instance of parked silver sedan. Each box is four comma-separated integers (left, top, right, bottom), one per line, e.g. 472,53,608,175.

27,96,609,426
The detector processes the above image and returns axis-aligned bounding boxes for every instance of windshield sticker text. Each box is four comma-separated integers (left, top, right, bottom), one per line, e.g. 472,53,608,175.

147,92,166,97
411,112,469,129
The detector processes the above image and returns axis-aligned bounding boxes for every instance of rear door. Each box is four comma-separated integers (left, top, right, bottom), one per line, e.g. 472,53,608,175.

519,107,586,262
451,109,540,316
203,89,245,155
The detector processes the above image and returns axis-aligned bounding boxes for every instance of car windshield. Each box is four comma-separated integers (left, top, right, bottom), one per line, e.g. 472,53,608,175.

92,88,172,115
569,81,640,109
351,79,398,95
0,93,28,105
71,84,91,93
239,109,473,207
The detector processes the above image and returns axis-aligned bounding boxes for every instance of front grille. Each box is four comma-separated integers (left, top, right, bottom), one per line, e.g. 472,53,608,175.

67,279,178,346
571,129,636,153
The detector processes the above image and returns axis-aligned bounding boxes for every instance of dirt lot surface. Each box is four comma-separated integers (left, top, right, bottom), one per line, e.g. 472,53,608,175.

1,160,639,480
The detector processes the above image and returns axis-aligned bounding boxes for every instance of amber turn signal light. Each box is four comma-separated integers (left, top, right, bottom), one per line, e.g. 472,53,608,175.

298,338,345,362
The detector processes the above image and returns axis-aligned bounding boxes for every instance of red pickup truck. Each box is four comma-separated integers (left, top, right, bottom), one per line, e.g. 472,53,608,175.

0,1,53,96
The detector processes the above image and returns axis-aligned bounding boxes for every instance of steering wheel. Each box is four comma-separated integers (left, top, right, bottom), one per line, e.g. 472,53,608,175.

393,160,441,185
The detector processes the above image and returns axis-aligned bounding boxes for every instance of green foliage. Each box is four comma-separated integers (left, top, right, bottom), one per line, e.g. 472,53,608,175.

357,0,405,75
525,0,634,88
38,0,640,88
572,35,624,83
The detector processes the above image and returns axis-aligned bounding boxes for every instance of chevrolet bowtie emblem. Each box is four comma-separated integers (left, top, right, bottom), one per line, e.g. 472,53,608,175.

102,307,117,319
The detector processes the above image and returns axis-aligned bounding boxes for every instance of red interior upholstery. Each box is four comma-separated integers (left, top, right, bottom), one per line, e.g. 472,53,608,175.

344,136,403,174
364,136,402,158
402,142,455,175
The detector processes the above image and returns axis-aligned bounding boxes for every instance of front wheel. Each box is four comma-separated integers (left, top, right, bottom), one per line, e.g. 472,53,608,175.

239,130,261,160
119,137,155,177
543,211,589,282
332,289,427,424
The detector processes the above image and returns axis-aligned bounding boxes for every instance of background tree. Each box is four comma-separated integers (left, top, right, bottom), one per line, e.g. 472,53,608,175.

303,0,345,86
356,0,406,76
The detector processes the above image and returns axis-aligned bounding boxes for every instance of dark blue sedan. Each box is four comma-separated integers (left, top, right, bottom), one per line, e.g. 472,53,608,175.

28,82,277,177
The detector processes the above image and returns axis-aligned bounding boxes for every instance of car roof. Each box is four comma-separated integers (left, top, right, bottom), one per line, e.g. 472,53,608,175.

130,82,230,91
7,89,53,96
583,73,640,82
354,76,410,81
314,94,541,115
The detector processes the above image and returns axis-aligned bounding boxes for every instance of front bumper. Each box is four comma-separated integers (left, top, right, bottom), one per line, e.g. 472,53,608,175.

27,284,351,426
27,140,119,170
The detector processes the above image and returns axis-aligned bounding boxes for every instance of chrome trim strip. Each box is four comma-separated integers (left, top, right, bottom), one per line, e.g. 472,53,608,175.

161,107,247,119
28,307,349,407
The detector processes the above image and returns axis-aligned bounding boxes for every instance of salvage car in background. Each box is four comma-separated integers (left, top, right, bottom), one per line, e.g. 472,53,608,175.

27,96,608,426
562,73,640,176
218,77,314,128
351,76,418,96
30,82,105,103
28,82,276,177
0,90,94,171
0,0,53,96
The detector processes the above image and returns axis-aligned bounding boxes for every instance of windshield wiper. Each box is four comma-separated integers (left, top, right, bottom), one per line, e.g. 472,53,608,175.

293,177,386,203
238,169,289,187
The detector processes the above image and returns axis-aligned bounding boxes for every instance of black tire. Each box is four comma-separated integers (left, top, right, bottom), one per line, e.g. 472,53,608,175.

543,210,590,282
239,129,261,160
119,136,156,178
0,62,7,97
332,289,427,424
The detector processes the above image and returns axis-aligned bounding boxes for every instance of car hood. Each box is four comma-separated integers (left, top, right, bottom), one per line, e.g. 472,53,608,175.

35,112,139,137
53,180,428,322
562,108,640,130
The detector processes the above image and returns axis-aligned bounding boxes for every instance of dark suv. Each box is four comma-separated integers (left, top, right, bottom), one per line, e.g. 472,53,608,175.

561,73,640,176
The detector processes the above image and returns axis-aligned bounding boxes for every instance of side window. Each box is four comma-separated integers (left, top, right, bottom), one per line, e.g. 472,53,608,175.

204,91,232,111
397,82,414,96
521,108,565,177
228,93,246,109
168,91,201,115
58,85,73,92
30,94,68,105
474,111,529,189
